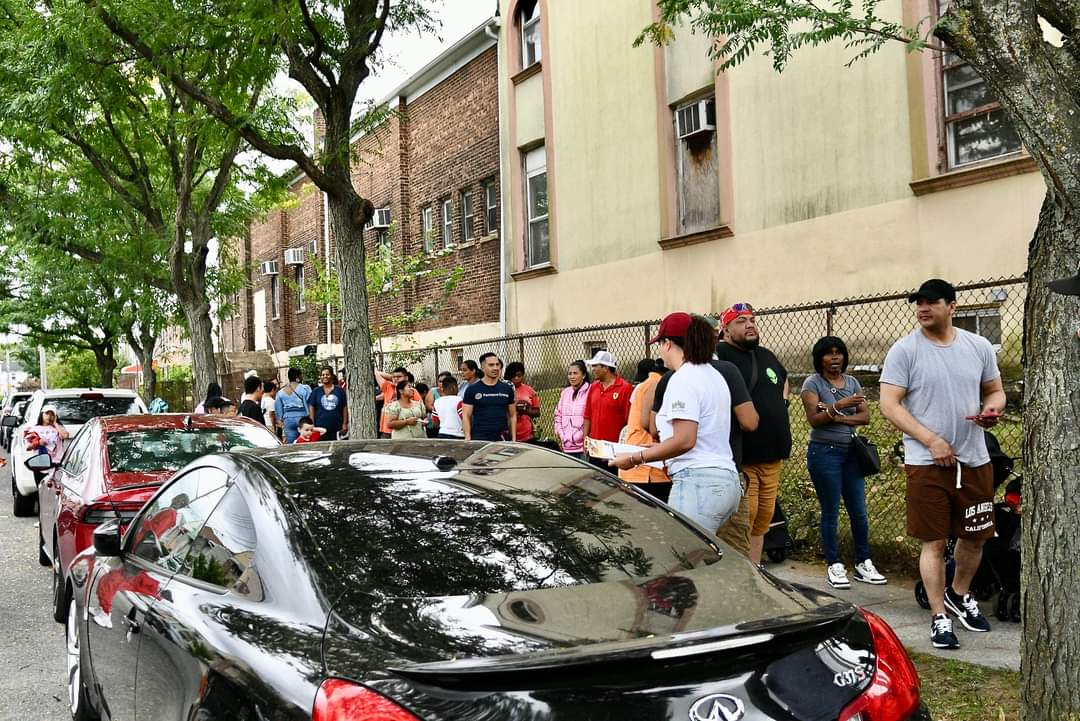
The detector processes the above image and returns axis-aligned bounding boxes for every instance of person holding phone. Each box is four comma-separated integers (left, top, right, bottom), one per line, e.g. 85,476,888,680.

801,336,886,589
880,278,1006,650
505,362,541,443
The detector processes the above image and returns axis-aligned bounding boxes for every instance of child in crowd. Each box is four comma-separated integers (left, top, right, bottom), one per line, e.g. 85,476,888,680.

431,376,465,439
294,417,327,443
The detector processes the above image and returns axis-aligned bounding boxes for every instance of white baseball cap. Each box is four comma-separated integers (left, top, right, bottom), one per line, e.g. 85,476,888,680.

41,404,59,416
585,351,618,369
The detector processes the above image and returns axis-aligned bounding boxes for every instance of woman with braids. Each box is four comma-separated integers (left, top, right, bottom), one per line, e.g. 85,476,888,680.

611,313,741,530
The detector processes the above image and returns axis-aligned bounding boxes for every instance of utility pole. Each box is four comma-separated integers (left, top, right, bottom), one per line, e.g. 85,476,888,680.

38,345,47,391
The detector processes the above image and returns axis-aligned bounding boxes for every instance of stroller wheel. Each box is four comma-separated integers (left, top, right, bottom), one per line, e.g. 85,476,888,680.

995,591,1010,621
914,581,931,610
1007,592,1022,623
766,548,786,564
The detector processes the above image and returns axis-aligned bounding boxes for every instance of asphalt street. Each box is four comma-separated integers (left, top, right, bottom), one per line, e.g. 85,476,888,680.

0,450,69,721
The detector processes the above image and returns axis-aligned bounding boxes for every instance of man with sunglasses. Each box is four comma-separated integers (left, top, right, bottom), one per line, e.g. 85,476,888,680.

715,302,792,567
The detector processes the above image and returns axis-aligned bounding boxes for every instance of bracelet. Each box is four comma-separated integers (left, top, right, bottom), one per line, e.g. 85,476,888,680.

637,451,646,466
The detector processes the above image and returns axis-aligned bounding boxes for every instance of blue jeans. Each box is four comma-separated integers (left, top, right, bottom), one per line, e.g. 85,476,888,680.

807,441,871,564
669,467,743,533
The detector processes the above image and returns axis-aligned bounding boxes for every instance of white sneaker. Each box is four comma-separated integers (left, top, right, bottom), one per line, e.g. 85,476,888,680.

827,563,850,589
853,559,888,585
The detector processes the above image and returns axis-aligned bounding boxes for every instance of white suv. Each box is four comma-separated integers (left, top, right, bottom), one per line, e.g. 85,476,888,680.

6,388,146,516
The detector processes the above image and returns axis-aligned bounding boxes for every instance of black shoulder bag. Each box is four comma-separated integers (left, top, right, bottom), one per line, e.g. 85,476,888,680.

825,375,881,476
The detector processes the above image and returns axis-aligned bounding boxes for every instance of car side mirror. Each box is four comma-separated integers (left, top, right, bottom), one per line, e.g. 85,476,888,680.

1,415,19,428
93,520,124,558
25,453,56,471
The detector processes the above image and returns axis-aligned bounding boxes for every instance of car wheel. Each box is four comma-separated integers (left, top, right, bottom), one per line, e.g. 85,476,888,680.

38,523,50,567
52,543,70,625
66,598,99,721
12,478,35,517
766,548,786,564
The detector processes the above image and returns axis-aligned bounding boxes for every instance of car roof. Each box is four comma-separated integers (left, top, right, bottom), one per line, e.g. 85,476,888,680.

238,439,585,482
31,388,141,399
99,413,275,433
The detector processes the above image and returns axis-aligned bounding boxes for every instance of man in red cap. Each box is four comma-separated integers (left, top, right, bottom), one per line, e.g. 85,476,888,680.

715,302,791,568
582,350,632,468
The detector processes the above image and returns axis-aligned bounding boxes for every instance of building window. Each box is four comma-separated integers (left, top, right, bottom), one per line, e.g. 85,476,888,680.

584,341,607,358
422,207,434,253
954,307,1002,346
518,0,541,70
450,348,464,371
270,275,280,320
376,229,389,248
938,2,1022,168
674,96,721,234
524,145,549,267
442,198,453,249
460,188,476,242
483,179,499,235
295,265,305,312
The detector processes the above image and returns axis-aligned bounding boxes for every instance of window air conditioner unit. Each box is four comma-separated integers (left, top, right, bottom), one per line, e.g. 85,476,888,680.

365,207,391,230
260,260,279,276
676,99,716,140
284,248,306,266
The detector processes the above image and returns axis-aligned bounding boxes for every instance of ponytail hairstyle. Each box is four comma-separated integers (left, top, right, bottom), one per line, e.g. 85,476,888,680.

668,316,716,365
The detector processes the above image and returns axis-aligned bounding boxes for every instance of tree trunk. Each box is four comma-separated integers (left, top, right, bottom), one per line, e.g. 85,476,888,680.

93,344,116,388
138,344,157,402
328,189,377,439
181,298,218,405
1021,194,1080,720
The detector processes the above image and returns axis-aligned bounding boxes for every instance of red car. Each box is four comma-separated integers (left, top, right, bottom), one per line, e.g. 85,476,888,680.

37,414,280,622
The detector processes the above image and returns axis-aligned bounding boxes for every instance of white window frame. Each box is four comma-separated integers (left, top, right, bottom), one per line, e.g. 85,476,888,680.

484,179,499,235
520,1,541,69
295,265,306,312
524,145,549,268
422,207,434,253
461,188,476,242
442,198,453,249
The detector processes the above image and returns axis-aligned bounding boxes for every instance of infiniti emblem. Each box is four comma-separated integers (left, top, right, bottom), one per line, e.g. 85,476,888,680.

688,694,745,721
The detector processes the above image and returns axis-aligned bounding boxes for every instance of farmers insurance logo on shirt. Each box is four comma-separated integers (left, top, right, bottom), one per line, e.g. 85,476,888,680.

475,389,510,400
321,394,340,410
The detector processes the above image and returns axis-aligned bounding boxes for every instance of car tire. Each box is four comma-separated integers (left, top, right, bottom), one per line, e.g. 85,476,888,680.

12,476,35,517
66,598,100,721
52,543,70,625
38,523,50,567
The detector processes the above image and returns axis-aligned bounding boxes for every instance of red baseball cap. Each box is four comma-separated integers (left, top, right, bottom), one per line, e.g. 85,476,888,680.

721,302,755,327
649,312,693,344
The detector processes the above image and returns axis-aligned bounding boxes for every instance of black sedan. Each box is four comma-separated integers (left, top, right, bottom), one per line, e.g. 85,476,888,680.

66,441,930,721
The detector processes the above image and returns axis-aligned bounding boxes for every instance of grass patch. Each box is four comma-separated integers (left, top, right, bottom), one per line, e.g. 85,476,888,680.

910,651,1019,721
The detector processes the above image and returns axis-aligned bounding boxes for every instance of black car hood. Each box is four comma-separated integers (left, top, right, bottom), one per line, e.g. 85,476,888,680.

322,558,853,680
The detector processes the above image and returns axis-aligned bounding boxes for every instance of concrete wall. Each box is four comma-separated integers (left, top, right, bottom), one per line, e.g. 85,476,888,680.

498,0,1040,332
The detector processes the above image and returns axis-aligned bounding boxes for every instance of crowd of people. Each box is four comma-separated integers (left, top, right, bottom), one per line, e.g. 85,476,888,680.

193,277,1004,651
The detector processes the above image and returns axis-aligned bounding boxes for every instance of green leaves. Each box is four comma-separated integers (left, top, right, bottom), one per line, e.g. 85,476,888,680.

639,0,941,72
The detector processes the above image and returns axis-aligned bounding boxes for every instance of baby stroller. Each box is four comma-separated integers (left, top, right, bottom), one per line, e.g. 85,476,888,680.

912,431,1023,622
764,501,794,563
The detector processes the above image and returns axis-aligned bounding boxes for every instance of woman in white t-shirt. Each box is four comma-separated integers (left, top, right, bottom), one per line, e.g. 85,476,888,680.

611,313,741,532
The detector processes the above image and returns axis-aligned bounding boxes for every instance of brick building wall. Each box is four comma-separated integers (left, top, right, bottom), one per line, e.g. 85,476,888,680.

221,38,500,354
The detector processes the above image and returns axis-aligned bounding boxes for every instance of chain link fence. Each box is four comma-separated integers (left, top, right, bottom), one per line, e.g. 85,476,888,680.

280,276,1026,567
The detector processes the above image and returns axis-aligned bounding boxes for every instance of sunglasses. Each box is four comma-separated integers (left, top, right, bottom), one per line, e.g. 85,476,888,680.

730,302,754,312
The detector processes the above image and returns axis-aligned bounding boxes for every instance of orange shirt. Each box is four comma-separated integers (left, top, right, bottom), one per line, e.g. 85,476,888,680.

619,373,669,484
379,379,396,434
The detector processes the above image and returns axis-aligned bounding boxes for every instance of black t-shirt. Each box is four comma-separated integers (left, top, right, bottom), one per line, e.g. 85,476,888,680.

463,380,515,441
239,399,264,424
713,342,791,463
652,359,753,469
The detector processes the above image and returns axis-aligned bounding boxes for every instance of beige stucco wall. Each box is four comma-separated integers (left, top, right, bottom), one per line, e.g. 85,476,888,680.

665,19,715,104
507,172,1040,329
499,0,1042,333
514,72,546,147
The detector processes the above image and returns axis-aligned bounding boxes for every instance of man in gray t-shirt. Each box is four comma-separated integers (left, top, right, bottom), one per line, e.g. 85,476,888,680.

880,278,1007,650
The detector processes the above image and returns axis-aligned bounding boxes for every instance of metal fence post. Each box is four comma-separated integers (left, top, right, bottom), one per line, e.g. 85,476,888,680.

518,336,525,364
643,323,651,355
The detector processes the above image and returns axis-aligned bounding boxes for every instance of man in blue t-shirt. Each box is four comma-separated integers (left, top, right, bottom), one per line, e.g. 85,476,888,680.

462,353,517,442
308,365,349,440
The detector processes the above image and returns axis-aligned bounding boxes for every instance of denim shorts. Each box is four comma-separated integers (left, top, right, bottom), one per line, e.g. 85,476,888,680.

669,466,743,533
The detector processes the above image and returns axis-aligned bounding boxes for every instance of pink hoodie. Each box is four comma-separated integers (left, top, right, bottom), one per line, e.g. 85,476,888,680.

553,382,590,454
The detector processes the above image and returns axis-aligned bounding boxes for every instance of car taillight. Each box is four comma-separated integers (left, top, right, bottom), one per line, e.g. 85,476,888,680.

312,679,421,721
81,504,140,525
838,609,921,721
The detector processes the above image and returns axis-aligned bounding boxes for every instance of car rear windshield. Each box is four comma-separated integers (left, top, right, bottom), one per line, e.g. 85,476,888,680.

107,427,277,473
50,397,141,424
282,451,722,599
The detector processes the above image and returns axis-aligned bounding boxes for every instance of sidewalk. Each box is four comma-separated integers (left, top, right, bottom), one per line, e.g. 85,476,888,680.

768,560,1020,670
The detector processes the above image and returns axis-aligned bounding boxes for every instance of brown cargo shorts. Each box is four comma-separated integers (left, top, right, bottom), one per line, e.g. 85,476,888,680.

905,462,996,542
